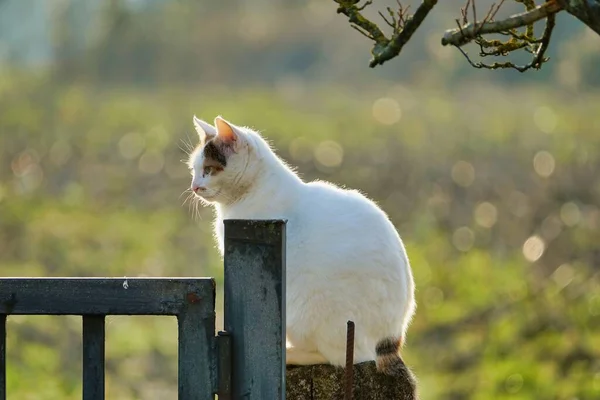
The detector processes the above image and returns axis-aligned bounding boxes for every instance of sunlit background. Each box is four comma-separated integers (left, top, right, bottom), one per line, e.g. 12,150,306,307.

1,0,600,399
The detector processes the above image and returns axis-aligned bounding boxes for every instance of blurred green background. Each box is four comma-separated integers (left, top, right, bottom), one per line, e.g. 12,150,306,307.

1,0,599,399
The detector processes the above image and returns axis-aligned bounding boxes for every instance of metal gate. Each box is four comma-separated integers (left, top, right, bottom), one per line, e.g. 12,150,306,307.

0,219,286,400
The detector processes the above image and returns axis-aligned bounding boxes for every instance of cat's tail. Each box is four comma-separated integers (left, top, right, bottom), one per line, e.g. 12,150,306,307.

375,337,418,397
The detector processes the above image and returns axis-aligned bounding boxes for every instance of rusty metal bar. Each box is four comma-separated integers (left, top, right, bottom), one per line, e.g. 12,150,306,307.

344,320,355,400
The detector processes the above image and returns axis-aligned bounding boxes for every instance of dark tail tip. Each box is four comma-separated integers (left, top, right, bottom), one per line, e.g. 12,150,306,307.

376,337,418,398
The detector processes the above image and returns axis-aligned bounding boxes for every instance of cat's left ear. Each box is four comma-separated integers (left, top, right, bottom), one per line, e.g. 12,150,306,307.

214,116,239,146
193,115,217,143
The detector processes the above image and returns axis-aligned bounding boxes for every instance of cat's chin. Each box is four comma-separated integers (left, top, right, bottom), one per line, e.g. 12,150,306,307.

195,192,219,204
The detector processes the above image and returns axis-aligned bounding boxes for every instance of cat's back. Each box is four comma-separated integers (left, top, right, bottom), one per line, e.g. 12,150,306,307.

290,180,404,267
302,180,392,229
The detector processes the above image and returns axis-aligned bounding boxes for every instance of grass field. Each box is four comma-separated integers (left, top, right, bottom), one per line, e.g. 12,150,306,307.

1,72,599,399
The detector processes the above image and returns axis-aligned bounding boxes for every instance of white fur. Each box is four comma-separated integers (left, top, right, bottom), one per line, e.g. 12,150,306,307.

189,116,416,366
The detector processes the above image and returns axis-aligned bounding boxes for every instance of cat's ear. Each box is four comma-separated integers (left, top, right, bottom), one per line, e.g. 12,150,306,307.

193,115,217,143
214,116,238,146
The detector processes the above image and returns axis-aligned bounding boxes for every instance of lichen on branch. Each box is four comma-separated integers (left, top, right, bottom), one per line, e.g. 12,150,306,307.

442,0,561,72
441,1,562,47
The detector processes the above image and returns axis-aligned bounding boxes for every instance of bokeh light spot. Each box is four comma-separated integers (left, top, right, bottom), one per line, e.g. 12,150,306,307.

533,150,555,178
540,216,562,241
451,161,475,187
138,151,165,174
505,374,523,394
560,202,581,227
522,235,545,262
452,227,474,252
533,106,557,134
372,97,402,125
551,263,575,290
314,140,343,168
474,202,498,228
119,132,146,160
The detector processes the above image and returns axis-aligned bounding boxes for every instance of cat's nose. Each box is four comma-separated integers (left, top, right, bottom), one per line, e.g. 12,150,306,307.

192,185,205,193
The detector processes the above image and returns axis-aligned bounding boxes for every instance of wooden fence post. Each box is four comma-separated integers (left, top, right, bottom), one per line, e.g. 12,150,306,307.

286,362,417,400
223,219,286,400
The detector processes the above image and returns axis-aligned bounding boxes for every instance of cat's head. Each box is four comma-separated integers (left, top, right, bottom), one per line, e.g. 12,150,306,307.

188,116,256,204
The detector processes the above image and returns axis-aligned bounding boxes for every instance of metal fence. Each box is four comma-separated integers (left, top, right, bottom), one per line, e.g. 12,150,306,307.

0,219,286,400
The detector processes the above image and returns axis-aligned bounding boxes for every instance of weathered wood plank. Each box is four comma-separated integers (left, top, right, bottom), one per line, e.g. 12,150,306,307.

177,280,216,400
0,315,5,400
224,219,286,400
82,315,105,400
0,278,214,316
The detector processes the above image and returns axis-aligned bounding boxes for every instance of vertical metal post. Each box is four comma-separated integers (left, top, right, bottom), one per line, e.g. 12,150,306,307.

216,331,232,400
82,315,105,400
344,320,355,400
0,315,6,400
224,219,286,400
178,285,215,400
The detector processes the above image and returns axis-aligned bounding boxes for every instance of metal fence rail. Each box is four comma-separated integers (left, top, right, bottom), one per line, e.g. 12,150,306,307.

0,219,286,400
0,277,216,400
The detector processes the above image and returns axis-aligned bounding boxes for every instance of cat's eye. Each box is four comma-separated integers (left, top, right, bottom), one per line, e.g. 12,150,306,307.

203,166,221,175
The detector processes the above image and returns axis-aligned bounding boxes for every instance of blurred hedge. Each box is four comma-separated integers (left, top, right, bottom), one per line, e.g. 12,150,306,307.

0,72,599,399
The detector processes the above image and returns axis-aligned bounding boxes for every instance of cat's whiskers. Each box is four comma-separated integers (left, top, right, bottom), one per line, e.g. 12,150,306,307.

192,196,204,221
179,136,195,155
180,188,193,201
181,190,195,209
181,189,202,221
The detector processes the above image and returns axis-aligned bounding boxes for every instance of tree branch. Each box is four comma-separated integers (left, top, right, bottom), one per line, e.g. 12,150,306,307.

441,1,563,47
335,0,438,68
334,1,388,45
557,0,600,35
370,0,438,67
333,0,600,71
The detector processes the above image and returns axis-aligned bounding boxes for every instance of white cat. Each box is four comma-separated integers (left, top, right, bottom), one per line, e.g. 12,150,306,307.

188,116,416,382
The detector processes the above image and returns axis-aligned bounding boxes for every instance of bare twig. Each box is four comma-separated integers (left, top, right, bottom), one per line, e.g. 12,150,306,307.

352,25,376,40
378,10,396,29
398,2,410,26
486,0,504,22
460,0,470,25
471,0,478,33
442,1,563,47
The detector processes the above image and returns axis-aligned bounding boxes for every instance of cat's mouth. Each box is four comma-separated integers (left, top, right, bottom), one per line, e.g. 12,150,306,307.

195,190,220,201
